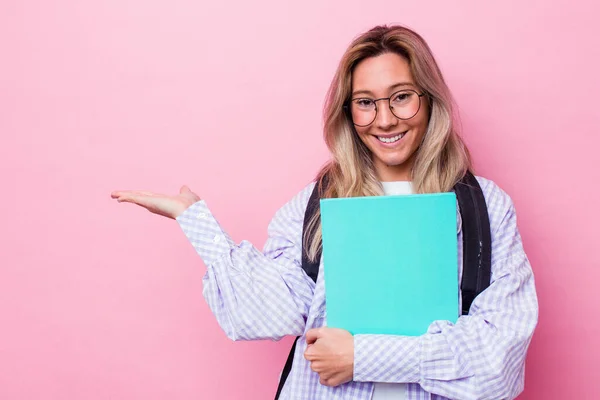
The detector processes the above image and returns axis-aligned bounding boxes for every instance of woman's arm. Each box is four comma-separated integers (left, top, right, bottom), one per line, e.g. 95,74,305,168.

352,179,538,400
176,183,317,342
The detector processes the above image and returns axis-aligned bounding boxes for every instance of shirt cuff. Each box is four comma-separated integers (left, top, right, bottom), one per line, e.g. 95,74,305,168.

353,334,421,384
176,200,236,265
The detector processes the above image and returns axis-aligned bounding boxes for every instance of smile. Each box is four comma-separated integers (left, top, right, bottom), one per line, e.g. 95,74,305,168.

376,132,406,144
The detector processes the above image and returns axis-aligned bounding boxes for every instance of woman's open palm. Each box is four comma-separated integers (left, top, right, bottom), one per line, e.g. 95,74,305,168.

111,186,201,219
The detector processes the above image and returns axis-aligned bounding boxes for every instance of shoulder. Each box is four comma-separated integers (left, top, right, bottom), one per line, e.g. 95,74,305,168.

281,181,317,215
269,181,317,228
474,175,518,234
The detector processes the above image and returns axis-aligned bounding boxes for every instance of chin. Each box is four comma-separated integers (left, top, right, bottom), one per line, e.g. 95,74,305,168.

378,154,409,167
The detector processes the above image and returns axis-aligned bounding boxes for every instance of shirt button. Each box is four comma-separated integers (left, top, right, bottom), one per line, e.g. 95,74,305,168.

197,212,207,219
213,235,222,244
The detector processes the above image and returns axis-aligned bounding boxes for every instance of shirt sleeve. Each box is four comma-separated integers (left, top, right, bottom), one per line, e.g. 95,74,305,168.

353,180,539,400
175,182,317,342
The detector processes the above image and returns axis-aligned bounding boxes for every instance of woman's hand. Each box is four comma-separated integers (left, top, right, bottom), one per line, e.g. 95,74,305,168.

111,185,201,219
304,327,354,387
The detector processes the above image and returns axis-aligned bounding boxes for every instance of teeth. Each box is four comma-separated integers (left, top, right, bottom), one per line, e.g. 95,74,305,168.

377,133,405,143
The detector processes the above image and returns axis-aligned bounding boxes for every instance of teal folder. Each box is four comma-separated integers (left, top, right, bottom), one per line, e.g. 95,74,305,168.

320,192,459,336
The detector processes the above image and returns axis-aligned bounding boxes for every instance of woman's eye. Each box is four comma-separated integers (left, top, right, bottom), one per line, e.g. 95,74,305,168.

392,92,412,103
356,99,374,108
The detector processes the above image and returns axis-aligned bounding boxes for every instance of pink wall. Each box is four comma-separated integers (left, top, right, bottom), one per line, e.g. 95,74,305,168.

1,1,598,398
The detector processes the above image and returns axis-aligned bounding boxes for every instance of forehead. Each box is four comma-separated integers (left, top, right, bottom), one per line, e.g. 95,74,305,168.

352,52,414,93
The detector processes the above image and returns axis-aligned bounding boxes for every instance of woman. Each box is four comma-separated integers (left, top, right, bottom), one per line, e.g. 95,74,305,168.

111,25,538,400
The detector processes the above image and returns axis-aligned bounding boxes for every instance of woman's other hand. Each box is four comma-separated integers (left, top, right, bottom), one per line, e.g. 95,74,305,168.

304,327,354,387
111,186,201,219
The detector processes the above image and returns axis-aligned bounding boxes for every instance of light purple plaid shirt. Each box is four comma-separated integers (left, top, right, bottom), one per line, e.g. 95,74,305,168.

176,176,538,400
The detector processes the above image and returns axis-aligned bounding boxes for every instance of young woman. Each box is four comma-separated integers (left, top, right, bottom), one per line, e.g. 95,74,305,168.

112,25,538,400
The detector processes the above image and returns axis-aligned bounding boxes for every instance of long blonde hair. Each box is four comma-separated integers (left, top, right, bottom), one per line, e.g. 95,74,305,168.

305,24,473,262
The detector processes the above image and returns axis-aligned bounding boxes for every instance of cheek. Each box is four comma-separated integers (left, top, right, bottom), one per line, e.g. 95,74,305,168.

416,120,429,135
408,113,429,140
354,128,372,145
416,104,431,133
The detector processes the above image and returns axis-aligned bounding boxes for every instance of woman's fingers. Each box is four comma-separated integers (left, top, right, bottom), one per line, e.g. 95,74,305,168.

111,186,198,219
129,190,157,196
112,191,186,219
119,194,175,217
112,191,158,208
115,194,149,206
111,190,158,198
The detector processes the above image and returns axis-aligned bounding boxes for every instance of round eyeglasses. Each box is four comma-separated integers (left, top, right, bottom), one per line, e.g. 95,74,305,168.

346,89,426,127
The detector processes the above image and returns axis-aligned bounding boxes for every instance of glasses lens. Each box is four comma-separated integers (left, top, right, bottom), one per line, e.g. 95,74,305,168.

390,90,421,120
350,99,376,126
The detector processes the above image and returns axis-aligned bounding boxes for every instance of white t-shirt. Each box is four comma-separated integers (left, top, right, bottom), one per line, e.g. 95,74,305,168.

371,181,413,400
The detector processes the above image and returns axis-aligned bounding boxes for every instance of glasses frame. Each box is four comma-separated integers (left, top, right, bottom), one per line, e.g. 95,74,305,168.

345,89,427,127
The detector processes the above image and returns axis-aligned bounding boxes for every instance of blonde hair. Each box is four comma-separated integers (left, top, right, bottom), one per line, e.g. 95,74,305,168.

305,24,473,262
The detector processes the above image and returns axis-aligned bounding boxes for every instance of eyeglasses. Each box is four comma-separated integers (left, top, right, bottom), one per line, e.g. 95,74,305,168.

346,89,426,127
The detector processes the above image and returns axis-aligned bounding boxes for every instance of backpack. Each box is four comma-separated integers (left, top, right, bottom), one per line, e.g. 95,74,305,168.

274,171,491,399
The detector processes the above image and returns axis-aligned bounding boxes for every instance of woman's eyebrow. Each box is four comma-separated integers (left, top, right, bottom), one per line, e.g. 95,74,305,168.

352,82,416,97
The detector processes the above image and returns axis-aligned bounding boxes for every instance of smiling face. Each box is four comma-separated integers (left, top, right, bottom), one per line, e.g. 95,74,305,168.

350,52,430,182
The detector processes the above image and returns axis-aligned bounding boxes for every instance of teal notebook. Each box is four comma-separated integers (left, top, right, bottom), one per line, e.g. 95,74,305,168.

320,192,459,336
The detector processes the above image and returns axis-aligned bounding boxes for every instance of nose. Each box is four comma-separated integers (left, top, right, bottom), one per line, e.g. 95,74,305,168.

375,101,398,130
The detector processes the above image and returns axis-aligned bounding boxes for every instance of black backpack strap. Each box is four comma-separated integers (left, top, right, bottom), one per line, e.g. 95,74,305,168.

274,181,322,399
274,336,299,399
300,181,324,284
454,171,492,315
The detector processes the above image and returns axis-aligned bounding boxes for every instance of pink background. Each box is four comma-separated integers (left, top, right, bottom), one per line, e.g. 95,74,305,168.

1,1,598,398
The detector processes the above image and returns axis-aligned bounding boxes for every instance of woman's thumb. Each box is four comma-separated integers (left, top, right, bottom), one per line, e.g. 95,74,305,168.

180,185,191,194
